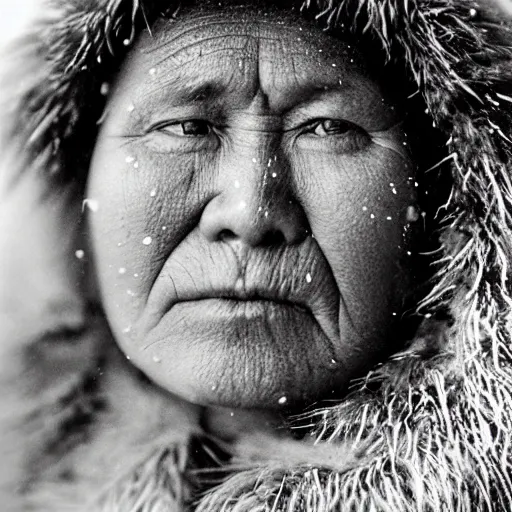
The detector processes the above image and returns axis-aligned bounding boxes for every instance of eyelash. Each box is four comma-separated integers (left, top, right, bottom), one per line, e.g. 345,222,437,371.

145,118,370,154
155,120,212,137
299,118,370,152
153,118,361,138
304,119,361,137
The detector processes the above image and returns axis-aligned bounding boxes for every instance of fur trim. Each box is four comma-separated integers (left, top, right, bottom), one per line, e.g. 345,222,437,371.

2,0,512,510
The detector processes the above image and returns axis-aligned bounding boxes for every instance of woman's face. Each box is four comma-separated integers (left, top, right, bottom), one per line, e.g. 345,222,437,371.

87,4,416,409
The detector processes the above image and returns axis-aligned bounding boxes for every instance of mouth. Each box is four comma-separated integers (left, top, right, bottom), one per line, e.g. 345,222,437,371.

176,290,311,315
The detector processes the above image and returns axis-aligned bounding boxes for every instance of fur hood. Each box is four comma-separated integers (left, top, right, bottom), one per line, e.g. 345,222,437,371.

2,0,512,510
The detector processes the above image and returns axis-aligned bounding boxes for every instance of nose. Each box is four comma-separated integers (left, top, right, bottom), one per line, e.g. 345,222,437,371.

199,150,309,247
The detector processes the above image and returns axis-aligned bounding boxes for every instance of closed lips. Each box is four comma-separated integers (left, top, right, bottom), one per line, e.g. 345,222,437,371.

177,289,311,313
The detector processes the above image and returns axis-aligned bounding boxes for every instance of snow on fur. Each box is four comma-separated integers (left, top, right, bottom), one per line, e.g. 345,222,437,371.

2,0,512,510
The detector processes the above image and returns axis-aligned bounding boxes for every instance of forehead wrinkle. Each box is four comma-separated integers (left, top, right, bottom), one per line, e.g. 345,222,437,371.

144,62,355,116
140,55,367,119
118,12,387,122
147,40,350,112
144,20,252,56
152,34,259,69
257,38,350,112
140,51,259,109
142,17,307,56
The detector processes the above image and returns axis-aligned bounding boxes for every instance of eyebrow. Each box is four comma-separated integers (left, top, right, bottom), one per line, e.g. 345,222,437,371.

144,72,361,112
165,82,226,105
138,75,233,111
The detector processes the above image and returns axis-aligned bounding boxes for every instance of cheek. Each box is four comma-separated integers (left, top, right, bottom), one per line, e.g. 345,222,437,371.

86,140,212,336
294,145,416,340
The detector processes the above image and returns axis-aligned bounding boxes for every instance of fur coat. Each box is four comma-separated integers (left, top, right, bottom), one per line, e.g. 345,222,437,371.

1,0,512,510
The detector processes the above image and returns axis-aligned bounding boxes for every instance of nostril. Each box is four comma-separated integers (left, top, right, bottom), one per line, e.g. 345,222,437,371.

218,229,237,242
218,228,285,246
260,230,285,247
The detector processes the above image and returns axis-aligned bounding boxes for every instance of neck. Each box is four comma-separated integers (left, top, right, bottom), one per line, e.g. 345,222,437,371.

201,405,287,442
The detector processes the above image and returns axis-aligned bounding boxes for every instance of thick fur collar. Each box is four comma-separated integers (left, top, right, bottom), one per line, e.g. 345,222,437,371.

2,0,512,510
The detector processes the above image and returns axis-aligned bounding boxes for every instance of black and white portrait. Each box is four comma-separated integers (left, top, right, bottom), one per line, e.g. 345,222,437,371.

1,0,512,510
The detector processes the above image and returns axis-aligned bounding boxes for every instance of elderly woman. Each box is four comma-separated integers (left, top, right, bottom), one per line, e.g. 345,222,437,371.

1,0,512,510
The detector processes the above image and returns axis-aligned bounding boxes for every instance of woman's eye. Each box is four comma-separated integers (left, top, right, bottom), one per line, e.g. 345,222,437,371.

298,118,370,153
158,120,211,137
311,119,355,137
143,119,218,154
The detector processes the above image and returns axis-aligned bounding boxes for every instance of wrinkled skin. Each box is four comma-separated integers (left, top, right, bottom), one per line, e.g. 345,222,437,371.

87,4,417,410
